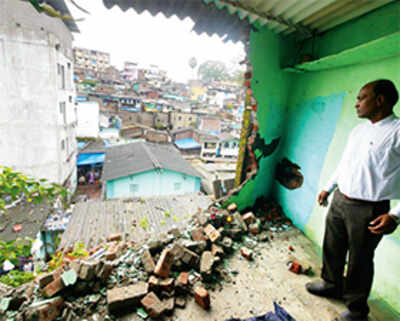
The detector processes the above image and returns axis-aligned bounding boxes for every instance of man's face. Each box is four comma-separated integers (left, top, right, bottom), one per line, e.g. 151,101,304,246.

355,84,380,119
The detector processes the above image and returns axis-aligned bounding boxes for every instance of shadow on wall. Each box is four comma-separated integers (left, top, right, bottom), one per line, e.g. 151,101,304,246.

275,158,303,190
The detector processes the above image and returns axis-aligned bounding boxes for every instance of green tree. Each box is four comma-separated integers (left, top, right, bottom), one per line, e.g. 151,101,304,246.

0,166,67,211
197,60,229,82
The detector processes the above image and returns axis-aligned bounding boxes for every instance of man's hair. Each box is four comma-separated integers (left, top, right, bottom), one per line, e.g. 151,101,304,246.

370,79,399,107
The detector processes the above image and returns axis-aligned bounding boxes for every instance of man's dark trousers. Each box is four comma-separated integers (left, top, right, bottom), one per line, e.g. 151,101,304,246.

321,190,389,317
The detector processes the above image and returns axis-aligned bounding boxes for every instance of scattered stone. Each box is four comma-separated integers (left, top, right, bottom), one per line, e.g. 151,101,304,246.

168,227,181,238
204,224,221,243
96,261,113,280
159,278,174,292
141,292,164,318
162,297,175,315
240,247,253,260
221,237,233,251
154,248,175,278
107,282,149,313
105,245,118,261
148,276,159,290
37,273,54,289
242,212,256,225
141,249,155,273
43,277,65,298
79,261,98,281
200,251,214,275
181,247,199,266
257,231,269,242
182,239,207,254
194,285,210,309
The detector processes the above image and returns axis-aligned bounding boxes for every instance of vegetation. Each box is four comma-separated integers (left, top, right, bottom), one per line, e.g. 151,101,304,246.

197,60,230,82
68,242,88,259
0,238,33,266
0,166,67,211
0,270,35,288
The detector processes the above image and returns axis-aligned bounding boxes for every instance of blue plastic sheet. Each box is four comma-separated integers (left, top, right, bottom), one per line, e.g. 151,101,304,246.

226,302,296,321
77,153,105,166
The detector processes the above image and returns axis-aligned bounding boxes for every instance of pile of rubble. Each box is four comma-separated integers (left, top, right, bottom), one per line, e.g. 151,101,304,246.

0,200,293,320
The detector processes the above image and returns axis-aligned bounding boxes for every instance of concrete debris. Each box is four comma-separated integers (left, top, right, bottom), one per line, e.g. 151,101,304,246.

1,197,293,320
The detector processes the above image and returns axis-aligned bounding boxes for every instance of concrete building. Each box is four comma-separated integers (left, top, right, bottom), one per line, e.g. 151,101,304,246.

0,0,78,192
170,111,198,129
73,47,110,72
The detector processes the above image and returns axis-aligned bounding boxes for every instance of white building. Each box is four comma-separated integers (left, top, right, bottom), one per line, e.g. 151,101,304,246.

76,102,100,138
200,133,239,162
0,0,79,192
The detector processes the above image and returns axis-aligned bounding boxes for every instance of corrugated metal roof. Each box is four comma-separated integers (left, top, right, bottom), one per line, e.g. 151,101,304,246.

102,141,201,181
102,0,395,41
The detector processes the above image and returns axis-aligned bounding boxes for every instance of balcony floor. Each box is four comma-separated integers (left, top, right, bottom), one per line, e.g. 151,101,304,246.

121,228,396,321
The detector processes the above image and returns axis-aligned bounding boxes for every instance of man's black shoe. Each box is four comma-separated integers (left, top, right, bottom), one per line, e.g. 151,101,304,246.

332,310,368,321
305,280,342,299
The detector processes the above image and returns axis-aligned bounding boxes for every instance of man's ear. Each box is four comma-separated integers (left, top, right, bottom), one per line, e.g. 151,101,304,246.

376,94,385,107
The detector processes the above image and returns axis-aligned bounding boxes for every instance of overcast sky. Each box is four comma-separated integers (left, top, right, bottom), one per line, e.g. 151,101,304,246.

67,1,245,82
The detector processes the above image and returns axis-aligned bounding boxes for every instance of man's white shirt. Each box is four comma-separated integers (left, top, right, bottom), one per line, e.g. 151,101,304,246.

325,114,400,218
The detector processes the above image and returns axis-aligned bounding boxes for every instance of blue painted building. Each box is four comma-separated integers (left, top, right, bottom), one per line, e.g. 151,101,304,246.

102,141,201,199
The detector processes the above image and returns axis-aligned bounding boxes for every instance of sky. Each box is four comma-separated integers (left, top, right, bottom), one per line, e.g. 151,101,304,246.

67,1,245,82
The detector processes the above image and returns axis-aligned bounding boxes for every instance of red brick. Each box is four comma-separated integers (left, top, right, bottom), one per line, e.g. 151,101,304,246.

240,247,253,260
159,278,174,292
176,272,189,287
191,227,206,241
42,277,65,297
107,282,149,312
141,249,155,273
204,224,220,243
28,297,64,321
194,286,210,309
106,245,118,261
37,273,54,288
107,233,121,242
141,292,164,318
154,248,174,278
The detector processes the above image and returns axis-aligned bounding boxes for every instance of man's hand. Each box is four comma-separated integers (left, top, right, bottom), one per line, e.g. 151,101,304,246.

317,191,330,207
369,214,398,235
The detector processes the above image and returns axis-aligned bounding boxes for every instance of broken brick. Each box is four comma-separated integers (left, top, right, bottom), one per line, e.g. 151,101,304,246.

27,297,64,321
107,233,121,242
42,277,65,298
79,261,98,281
148,275,159,290
159,278,174,292
175,296,186,308
200,251,214,275
162,297,175,315
211,244,224,257
107,282,149,312
96,262,113,280
249,223,260,235
154,248,174,278
227,203,237,212
233,212,248,232
191,227,206,241
194,286,210,309
176,272,189,287
141,249,155,273
204,224,221,243
105,245,118,261
37,273,54,289
240,247,253,260
242,212,256,224
141,292,164,318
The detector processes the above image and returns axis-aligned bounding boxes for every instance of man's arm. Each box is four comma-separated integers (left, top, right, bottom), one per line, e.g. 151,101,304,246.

368,203,399,235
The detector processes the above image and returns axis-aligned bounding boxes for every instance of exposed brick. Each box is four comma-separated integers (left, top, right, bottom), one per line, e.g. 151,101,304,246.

107,233,121,242
211,244,224,257
227,203,237,212
27,297,64,321
242,212,256,225
79,261,98,281
141,249,155,273
204,224,221,243
176,272,189,287
200,251,214,275
141,292,164,318
37,273,54,289
96,262,114,280
154,248,175,278
194,286,210,309
107,282,149,312
191,227,206,241
42,277,65,298
240,247,253,260
105,245,118,261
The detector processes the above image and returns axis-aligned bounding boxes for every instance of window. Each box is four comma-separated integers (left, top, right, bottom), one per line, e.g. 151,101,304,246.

174,182,181,191
224,142,230,148
178,116,182,121
66,138,69,154
130,184,139,193
59,102,66,124
61,139,65,150
57,64,65,89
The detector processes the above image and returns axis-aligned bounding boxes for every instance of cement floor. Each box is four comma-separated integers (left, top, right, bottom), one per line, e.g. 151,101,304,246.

123,228,397,321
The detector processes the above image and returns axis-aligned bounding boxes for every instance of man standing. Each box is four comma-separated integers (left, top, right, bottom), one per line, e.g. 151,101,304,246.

306,80,399,321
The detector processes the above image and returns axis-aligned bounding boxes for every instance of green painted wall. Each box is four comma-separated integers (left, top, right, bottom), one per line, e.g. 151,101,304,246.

233,3,400,313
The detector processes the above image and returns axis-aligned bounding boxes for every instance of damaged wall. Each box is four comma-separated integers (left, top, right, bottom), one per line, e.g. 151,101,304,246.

231,2,400,312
